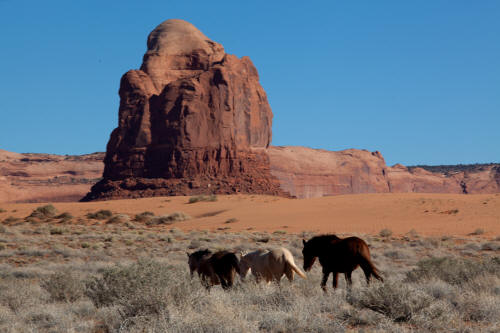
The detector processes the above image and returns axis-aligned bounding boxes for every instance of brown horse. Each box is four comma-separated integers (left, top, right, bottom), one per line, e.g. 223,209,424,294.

302,235,383,291
187,250,240,289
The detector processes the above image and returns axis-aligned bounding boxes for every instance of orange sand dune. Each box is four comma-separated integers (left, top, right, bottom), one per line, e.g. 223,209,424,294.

1,193,499,237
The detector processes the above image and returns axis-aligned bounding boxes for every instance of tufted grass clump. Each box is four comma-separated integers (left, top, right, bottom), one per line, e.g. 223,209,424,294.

28,204,57,220
146,212,191,225
379,228,393,238
188,194,217,204
106,214,130,224
86,210,113,220
134,211,155,223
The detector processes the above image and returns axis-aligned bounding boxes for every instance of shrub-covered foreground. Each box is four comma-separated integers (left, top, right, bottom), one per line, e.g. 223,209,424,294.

0,224,498,332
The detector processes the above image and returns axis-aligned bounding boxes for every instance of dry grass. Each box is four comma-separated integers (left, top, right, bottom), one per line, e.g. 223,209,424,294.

0,215,498,332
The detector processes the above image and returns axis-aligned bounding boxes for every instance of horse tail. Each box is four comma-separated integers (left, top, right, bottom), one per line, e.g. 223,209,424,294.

286,258,307,279
359,255,383,282
227,252,241,275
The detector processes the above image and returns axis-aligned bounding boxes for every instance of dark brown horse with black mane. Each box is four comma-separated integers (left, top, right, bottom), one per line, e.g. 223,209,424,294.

187,249,240,289
302,235,383,291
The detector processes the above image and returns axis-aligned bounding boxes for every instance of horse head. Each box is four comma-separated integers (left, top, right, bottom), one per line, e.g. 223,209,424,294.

238,255,251,279
187,249,212,277
302,239,317,272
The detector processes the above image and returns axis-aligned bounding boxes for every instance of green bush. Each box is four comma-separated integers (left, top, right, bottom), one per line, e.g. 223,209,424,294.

188,194,217,204
40,270,84,302
86,210,113,220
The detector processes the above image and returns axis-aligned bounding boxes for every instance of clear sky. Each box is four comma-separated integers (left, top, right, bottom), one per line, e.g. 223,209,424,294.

1,1,499,166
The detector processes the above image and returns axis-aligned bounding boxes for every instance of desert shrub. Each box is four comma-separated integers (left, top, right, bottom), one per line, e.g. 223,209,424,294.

0,278,46,313
481,242,500,251
28,204,57,219
456,292,500,322
86,210,113,220
49,227,64,235
85,259,189,320
146,212,191,225
134,211,155,223
0,225,5,233
188,194,217,204
383,249,413,260
379,228,393,237
347,281,433,322
55,212,73,221
0,208,6,213
106,214,130,224
406,257,500,286
471,228,485,235
40,270,84,302
2,216,21,224
225,218,238,224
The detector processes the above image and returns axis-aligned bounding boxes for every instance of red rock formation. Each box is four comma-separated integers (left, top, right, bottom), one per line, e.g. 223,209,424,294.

268,146,500,198
0,149,103,203
268,146,390,198
82,19,286,201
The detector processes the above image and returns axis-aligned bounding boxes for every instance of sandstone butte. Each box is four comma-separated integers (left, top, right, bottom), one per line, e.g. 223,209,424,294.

1,19,498,204
78,18,498,201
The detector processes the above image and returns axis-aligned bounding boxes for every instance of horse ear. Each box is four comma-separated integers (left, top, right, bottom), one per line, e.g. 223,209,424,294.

302,239,307,245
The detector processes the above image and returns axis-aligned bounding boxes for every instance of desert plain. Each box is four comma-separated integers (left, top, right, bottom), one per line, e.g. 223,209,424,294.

0,193,499,332
1,193,500,237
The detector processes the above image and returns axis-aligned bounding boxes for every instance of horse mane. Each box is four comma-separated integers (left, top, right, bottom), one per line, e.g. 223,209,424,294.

190,249,212,259
308,234,341,244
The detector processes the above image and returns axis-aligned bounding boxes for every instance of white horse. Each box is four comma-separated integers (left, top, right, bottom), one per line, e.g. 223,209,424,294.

239,247,306,283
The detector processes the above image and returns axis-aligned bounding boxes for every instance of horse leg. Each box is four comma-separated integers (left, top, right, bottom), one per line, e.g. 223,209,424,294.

284,267,294,282
332,272,339,289
344,271,353,289
321,269,330,292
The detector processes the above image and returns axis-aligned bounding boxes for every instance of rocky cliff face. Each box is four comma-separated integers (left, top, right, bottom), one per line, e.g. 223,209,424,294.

268,146,500,198
268,146,390,198
82,19,285,201
1,147,498,203
0,149,103,203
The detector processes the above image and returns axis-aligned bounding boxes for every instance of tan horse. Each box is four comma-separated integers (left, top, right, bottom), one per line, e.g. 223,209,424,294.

239,247,306,284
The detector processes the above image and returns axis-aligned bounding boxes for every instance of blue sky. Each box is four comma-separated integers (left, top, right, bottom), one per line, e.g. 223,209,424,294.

0,1,498,166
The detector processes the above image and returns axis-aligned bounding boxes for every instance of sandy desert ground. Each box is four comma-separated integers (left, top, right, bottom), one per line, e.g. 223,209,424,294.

1,193,499,237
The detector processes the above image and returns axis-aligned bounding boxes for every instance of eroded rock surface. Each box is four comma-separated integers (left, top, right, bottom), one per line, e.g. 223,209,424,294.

0,149,103,203
82,19,286,201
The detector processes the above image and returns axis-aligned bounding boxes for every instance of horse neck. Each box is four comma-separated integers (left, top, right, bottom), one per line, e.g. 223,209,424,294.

309,237,334,255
